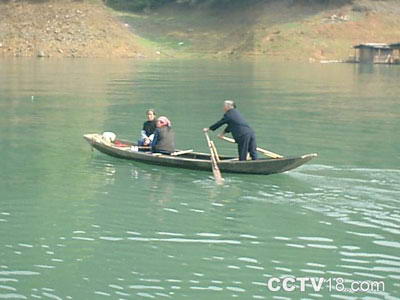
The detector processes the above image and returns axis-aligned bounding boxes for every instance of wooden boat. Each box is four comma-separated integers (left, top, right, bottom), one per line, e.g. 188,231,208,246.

83,133,317,175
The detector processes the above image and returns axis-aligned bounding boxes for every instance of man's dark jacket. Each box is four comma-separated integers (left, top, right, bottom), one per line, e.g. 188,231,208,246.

209,108,254,141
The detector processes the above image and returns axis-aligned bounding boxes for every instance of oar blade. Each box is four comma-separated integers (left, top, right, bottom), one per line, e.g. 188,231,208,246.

204,131,224,185
211,158,224,185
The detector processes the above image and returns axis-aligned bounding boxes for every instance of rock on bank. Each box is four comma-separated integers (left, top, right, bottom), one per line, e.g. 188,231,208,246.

0,0,150,58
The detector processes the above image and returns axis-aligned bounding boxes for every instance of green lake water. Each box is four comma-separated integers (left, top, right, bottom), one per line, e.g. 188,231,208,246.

0,58,399,299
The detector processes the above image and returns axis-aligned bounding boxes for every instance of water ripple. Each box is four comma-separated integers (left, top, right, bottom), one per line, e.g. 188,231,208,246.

127,237,240,244
0,271,39,276
0,294,27,299
238,257,258,264
0,286,16,292
373,240,400,249
129,285,164,290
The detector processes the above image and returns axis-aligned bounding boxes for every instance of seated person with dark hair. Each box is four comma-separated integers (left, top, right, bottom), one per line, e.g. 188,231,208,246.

138,109,157,146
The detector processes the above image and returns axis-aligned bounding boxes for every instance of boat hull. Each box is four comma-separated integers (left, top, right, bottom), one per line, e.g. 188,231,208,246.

83,134,317,175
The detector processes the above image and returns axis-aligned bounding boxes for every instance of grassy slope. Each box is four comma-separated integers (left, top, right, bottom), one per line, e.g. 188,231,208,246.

114,0,400,61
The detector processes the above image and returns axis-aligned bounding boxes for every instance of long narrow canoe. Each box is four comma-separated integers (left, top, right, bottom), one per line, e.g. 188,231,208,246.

83,133,317,175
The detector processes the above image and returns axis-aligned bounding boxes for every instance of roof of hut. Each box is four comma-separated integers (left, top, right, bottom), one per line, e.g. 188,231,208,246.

389,42,400,49
354,43,391,49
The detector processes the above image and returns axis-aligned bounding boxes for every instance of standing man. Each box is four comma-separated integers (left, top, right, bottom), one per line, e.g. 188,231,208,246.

203,100,257,161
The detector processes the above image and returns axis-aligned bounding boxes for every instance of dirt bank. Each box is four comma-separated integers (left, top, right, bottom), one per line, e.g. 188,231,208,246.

1,0,400,60
0,0,153,58
252,0,400,61
117,0,400,61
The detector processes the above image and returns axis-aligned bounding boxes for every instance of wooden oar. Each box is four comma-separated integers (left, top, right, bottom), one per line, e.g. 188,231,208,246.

204,131,224,185
171,149,193,156
218,135,283,159
210,141,220,162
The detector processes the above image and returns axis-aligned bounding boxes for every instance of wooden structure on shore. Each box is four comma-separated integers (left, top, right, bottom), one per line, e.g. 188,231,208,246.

390,43,400,62
352,43,400,64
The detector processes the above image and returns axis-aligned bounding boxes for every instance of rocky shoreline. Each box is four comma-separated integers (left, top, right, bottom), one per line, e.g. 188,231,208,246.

0,0,151,58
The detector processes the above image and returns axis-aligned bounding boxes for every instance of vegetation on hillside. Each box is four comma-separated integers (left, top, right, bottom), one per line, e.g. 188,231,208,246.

112,0,400,61
106,0,353,12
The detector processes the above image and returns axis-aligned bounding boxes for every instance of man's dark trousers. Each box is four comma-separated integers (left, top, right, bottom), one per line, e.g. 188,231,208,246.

237,133,258,161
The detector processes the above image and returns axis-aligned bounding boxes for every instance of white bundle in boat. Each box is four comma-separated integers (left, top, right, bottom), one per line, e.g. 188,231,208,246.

102,132,116,144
